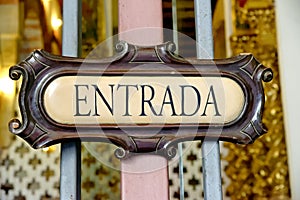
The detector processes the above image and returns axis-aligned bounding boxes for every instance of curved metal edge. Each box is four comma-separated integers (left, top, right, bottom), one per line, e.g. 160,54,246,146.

8,64,31,136
34,40,133,65
155,41,188,64
36,40,179,65
114,41,188,64
113,136,178,160
27,42,260,69
237,55,273,144
8,52,49,145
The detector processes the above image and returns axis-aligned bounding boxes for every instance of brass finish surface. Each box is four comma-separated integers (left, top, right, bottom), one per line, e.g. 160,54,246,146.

224,1,290,199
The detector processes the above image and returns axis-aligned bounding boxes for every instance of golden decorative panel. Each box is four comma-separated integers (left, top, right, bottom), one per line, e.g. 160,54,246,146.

224,1,290,199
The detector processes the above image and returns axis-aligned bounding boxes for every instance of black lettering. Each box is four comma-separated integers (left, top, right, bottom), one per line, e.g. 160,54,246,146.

180,85,201,116
92,84,114,116
139,85,158,116
158,86,177,116
202,85,221,116
117,84,138,116
74,84,91,116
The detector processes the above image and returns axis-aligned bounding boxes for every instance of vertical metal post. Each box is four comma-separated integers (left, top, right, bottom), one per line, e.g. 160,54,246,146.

171,1,185,199
178,143,185,200
194,0,223,199
223,0,233,57
60,0,82,199
172,0,179,48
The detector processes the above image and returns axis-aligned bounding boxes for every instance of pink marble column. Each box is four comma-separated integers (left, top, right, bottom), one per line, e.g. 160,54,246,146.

118,0,163,46
118,0,169,199
121,155,169,200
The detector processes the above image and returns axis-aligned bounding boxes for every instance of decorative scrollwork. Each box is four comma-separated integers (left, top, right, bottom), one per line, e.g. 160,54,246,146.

9,65,30,136
224,1,290,199
9,42,271,159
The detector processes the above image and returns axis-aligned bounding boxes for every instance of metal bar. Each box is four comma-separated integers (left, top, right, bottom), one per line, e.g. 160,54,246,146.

223,0,233,57
171,0,185,199
60,142,81,200
201,141,223,199
178,143,185,200
62,0,82,57
60,0,82,199
194,0,214,58
172,0,179,50
194,0,223,199
104,0,113,55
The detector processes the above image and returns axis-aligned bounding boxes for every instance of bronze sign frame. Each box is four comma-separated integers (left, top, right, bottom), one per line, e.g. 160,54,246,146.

9,41,272,157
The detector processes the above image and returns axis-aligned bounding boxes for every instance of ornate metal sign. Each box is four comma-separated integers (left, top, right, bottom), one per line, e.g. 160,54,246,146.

9,41,272,157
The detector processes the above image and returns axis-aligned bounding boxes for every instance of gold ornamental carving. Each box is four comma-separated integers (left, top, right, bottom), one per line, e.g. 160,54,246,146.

224,1,290,199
